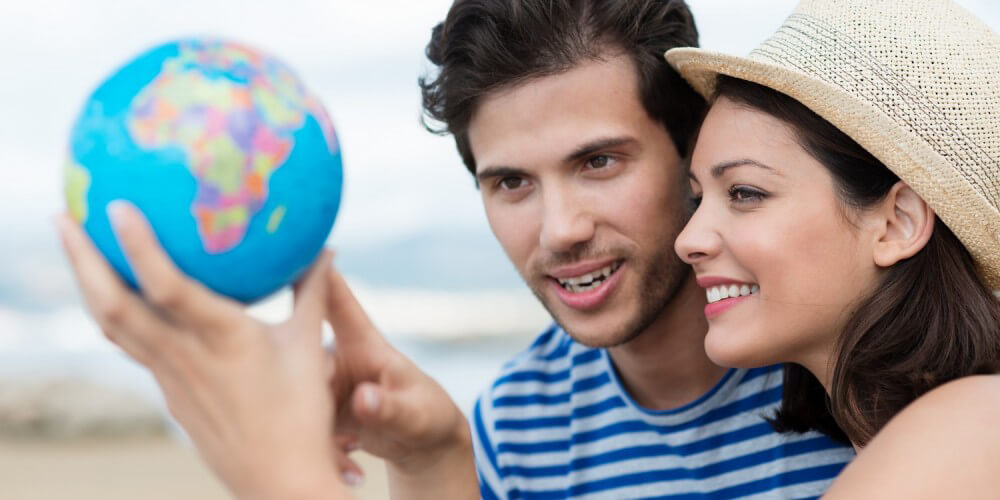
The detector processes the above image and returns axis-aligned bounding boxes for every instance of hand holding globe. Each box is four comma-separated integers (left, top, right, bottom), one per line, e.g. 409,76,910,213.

55,36,477,500
66,38,343,302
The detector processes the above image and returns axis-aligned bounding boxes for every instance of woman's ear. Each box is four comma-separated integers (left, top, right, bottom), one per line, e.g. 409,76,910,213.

872,181,935,268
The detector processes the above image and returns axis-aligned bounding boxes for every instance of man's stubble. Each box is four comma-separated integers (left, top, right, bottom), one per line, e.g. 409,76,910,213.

527,209,692,349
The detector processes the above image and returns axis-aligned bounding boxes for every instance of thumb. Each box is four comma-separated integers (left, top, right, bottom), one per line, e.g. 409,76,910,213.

351,381,428,442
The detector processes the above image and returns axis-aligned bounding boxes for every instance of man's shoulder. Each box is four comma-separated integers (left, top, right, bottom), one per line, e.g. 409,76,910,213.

470,323,600,484
487,323,602,390
472,324,608,418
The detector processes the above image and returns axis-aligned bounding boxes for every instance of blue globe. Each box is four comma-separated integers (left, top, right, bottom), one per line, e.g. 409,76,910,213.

65,39,343,303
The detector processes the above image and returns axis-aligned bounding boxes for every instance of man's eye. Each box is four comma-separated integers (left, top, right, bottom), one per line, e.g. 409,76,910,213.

586,155,614,169
499,176,525,190
689,194,702,210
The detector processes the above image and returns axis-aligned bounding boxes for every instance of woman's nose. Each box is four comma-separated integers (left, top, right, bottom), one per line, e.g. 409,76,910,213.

675,207,721,265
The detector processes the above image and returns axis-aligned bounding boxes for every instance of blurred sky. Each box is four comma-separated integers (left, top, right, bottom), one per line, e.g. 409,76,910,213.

0,0,997,314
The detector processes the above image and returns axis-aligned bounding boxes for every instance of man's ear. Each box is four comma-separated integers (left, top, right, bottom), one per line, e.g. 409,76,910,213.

872,181,935,268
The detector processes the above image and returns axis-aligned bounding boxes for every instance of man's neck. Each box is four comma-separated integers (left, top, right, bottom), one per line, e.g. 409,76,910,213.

607,273,728,411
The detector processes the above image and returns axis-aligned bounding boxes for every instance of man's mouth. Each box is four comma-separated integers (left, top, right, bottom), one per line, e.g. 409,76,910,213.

555,261,622,293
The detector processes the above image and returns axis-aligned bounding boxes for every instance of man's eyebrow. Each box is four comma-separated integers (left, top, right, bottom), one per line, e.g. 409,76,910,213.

564,136,638,163
475,136,638,183
476,165,527,184
708,159,777,178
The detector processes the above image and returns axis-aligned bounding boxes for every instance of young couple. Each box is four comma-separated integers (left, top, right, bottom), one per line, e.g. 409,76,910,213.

57,0,1000,498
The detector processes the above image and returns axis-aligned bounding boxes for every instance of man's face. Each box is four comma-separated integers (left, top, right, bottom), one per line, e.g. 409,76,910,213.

467,54,691,347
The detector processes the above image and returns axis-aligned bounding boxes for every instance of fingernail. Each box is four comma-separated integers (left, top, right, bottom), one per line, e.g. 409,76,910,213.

362,386,380,412
106,200,131,229
344,439,361,452
342,470,364,487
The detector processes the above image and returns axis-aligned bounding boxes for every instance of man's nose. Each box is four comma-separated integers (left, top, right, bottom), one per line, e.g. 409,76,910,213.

539,188,595,254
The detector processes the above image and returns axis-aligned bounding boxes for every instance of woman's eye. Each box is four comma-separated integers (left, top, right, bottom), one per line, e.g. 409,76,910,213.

728,185,767,204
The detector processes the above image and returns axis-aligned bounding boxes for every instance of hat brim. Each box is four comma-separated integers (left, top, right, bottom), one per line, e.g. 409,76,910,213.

666,47,1000,289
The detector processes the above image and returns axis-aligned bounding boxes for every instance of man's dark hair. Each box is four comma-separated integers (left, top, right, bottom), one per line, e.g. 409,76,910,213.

420,0,705,174
714,75,1000,447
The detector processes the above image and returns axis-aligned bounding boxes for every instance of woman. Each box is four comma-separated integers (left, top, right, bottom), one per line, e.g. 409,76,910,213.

667,0,1000,495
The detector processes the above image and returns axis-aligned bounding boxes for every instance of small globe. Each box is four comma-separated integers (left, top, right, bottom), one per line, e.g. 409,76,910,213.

65,38,343,303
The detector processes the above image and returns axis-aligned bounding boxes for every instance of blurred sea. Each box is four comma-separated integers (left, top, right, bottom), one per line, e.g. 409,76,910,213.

0,281,550,437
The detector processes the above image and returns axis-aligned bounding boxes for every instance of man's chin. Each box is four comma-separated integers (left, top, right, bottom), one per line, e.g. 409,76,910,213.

556,316,643,349
541,287,667,349
530,281,644,348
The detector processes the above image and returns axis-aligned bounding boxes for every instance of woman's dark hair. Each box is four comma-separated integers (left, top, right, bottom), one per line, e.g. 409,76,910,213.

419,0,706,174
713,75,1000,447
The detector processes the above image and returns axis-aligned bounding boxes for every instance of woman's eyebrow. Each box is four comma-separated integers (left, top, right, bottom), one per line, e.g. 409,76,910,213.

710,158,776,178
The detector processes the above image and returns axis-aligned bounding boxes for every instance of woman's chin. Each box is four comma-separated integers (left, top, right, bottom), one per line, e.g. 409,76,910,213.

704,331,778,369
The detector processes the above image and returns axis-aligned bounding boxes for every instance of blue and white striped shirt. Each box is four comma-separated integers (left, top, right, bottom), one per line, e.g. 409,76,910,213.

471,325,855,499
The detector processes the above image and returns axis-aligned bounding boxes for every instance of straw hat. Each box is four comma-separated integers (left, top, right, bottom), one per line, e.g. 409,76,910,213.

666,0,1000,289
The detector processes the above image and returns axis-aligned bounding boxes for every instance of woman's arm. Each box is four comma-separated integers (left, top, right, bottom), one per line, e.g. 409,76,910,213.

824,375,1000,499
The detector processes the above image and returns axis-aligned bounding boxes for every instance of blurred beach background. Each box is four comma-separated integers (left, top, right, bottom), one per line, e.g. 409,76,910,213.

0,0,996,498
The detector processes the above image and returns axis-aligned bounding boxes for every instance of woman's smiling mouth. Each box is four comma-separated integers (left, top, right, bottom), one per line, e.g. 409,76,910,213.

705,283,759,303
697,278,759,319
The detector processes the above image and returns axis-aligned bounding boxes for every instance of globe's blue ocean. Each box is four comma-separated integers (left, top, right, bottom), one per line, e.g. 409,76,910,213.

68,39,342,302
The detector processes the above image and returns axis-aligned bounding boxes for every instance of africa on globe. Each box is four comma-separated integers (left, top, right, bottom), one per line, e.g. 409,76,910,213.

65,38,343,303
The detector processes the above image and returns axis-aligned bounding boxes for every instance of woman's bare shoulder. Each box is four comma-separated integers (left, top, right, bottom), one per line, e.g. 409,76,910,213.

824,374,1000,499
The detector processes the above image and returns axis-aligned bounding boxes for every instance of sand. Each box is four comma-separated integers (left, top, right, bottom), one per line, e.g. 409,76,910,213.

0,437,389,500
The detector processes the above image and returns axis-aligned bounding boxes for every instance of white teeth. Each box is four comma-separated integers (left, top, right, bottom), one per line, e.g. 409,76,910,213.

705,283,759,304
557,262,621,293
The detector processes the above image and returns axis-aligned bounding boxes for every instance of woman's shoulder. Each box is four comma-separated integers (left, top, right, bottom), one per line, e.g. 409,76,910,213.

902,373,1000,419
871,374,1000,450
824,374,1000,499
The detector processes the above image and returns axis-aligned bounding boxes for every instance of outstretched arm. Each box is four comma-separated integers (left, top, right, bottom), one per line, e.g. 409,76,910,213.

58,201,480,500
57,204,350,500
824,375,1000,499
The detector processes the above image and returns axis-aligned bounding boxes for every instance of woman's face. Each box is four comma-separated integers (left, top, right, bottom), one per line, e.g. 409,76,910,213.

675,97,882,376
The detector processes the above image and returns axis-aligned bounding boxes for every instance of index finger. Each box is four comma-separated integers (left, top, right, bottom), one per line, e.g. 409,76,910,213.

289,249,334,332
325,265,386,348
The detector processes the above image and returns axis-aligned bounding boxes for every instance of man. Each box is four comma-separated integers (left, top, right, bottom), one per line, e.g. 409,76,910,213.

418,0,854,497
57,0,853,498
